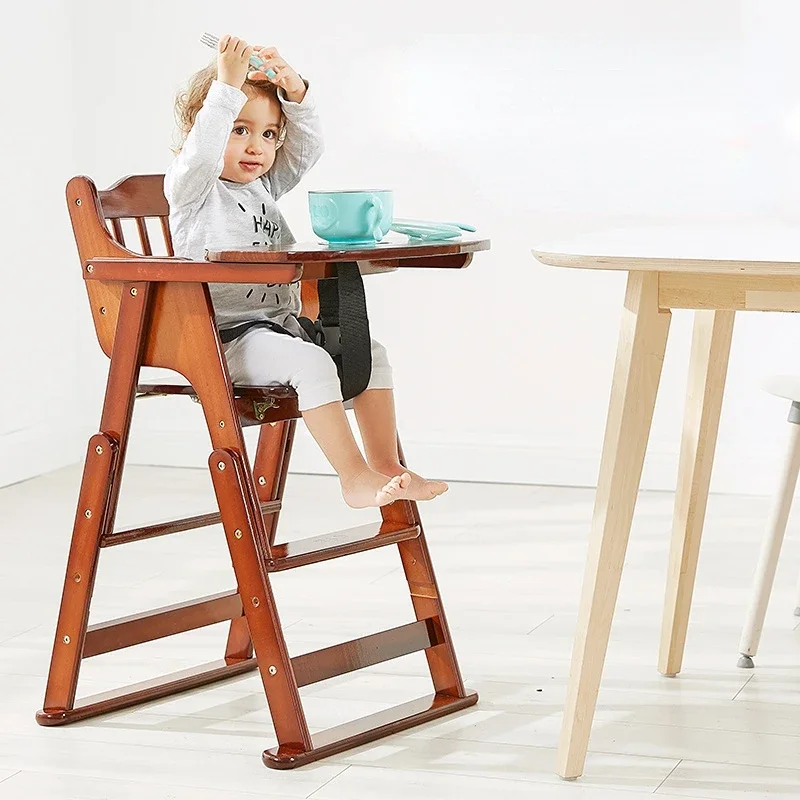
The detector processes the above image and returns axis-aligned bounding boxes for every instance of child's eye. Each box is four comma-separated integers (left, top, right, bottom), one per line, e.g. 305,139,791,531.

233,126,247,135
263,130,275,140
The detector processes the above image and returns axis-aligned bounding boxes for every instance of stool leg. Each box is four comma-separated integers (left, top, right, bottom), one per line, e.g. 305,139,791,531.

737,404,800,667
558,272,671,780
658,309,734,677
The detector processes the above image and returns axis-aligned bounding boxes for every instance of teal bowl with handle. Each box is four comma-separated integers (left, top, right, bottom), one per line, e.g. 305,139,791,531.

309,189,393,245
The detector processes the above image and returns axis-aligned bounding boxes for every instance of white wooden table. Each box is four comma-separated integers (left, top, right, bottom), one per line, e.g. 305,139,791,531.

533,223,800,780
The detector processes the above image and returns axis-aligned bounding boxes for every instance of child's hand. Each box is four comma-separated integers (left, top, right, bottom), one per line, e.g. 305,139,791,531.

248,46,307,103
217,34,254,89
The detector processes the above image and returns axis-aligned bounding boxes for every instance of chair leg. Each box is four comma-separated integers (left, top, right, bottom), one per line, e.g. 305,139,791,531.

737,405,800,667
210,447,312,762
37,435,118,719
390,440,472,699
252,420,296,546
557,272,671,781
38,284,151,721
658,309,734,678
223,420,296,663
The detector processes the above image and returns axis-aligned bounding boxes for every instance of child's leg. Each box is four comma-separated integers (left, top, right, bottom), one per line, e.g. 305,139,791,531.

224,329,412,508
351,341,448,501
302,400,411,507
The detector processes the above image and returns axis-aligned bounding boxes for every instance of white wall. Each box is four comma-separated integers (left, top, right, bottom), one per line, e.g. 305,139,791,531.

4,0,800,496
0,0,84,487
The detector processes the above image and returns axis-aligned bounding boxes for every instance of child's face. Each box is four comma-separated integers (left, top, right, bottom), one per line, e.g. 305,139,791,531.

221,93,283,184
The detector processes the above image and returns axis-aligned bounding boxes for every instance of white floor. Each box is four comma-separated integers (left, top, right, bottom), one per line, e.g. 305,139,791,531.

1,464,799,799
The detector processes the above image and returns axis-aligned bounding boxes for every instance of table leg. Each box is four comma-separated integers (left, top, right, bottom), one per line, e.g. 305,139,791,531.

658,310,734,676
557,272,671,780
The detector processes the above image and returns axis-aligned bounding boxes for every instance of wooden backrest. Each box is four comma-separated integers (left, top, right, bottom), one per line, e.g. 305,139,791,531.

67,175,173,358
98,174,174,257
67,173,317,361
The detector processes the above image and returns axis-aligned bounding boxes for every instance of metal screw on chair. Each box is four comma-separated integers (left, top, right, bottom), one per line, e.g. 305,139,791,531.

73,574,81,583
251,597,260,607
86,264,94,273
130,287,138,296
100,307,107,315
95,445,103,454
268,665,277,675
258,476,266,485
75,198,82,205
84,509,92,518
217,461,225,470
63,635,71,644
218,420,225,428
234,529,242,539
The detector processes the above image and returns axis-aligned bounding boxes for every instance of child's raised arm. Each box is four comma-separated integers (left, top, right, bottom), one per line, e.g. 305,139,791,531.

165,36,253,208
250,47,325,200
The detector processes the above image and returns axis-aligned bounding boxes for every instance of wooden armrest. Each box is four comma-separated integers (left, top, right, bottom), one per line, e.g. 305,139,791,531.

83,257,302,284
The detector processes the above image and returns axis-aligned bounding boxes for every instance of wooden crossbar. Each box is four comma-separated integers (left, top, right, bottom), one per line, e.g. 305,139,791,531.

292,618,441,687
101,500,281,547
83,591,243,657
268,521,420,570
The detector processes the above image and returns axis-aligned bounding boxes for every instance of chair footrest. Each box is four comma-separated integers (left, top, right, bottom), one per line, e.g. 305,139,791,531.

268,521,421,571
263,690,479,769
36,658,258,726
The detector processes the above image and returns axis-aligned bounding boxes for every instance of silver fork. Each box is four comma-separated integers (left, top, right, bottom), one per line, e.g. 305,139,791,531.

200,32,277,78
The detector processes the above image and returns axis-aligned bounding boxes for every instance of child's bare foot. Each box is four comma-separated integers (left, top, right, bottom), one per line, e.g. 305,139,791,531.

375,466,448,502
340,468,412,508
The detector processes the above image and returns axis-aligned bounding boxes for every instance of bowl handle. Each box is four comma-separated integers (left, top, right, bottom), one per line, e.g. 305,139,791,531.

365,195,385,241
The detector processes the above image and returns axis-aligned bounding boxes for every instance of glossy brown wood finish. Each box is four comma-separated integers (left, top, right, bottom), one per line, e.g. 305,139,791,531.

38,433,118,715
86,257,303,285
390,440,469,698
98,174,169,218
83,591,243,657
39,173,485,768
252,420,296,546
209,447,311,753
137,382,301,425
100,499,281,547
268,521,420,571
207,236,489,263
263,692,479,768
291,619,440,687
40,275,152,716
37,658,258,725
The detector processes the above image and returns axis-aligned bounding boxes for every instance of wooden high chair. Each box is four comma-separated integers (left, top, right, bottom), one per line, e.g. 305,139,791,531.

36,174,489,768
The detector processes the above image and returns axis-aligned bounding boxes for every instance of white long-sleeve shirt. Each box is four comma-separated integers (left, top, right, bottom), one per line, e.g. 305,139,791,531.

164,79,324,335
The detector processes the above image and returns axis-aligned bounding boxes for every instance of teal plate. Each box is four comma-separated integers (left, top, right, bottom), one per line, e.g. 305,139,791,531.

390,218,477,241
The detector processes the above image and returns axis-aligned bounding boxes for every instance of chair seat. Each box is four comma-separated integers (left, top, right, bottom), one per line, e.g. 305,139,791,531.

762,374,800,402
137,383,300,425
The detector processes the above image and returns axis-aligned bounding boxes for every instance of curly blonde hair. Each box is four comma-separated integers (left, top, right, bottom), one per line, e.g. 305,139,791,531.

172,59,285,153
